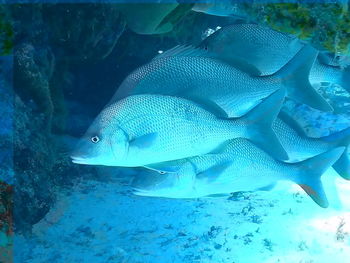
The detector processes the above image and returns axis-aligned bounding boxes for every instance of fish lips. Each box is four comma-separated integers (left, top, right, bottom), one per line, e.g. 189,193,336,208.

70,155,97,165
71,156,87,164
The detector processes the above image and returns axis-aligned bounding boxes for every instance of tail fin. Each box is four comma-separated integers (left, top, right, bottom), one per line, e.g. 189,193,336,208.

321,127,350,180
332,147,350,180
341,67,350,93
292,147,345,208
322,127,350,146
273,44,333,112
241,89,289,161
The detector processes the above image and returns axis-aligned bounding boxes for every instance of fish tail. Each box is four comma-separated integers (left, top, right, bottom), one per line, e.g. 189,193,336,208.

332,148,350,180
240,89,289,161
321,127,350,180
291,147,345,208
340,67,350,93
273,44,333,112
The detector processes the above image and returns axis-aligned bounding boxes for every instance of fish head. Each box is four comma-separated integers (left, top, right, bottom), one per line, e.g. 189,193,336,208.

132,164,197,198
71,110,129,166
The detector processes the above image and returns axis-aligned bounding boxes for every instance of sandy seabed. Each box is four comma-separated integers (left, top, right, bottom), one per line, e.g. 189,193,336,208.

15,167,350,263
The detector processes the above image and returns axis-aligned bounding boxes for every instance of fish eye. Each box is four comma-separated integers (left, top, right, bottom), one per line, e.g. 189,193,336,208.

158,171,166,175
91,136,100,143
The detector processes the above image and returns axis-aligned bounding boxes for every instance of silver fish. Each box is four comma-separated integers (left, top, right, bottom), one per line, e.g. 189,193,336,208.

192,2,246,18
199,23,304,76
309,56,350,92
133,138,345,208
71,90,287,167
200,23,350,94
109,42,332,118
273,113,350,180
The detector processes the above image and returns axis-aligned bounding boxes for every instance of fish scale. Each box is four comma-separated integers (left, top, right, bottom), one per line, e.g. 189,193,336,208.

110,53,281,118
271,116,350,180
309,57,350,92
202,24,350,93
133,138,345,208
199,23,304,76
71,90,287,167
272,117,333,162
74,95,244,166
115,97,238,165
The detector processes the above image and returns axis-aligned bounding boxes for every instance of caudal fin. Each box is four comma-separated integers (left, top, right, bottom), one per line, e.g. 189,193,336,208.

273,44,333,112
241,89,289,161
322,127,350,180
341,67,350,93
292,147,345,208
333,147,350,180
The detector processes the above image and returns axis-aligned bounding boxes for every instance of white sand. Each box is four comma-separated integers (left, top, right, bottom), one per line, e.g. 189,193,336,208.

15,168,350,263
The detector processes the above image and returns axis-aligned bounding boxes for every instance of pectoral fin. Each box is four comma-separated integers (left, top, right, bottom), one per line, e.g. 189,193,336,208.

257,183,276,191
129,133,158,149
143,158,189,174
144,163,180,174
197,161,232,182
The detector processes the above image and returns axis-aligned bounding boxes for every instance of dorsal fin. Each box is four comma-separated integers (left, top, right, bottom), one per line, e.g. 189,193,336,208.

156,4,194,31
155,45,262,76
153,45,213,60
182,92,229,118
241,89,289,161
153,45,214,59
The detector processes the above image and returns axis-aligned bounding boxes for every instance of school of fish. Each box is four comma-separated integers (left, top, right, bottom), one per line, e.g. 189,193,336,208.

71,23,350,208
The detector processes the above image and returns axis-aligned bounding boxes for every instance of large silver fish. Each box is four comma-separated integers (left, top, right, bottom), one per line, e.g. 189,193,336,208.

133,138,345,208
109,42,331,117
309,56,350,92
199,23,304,76
200,23,350,94
273,113,350,180
71,90,287,167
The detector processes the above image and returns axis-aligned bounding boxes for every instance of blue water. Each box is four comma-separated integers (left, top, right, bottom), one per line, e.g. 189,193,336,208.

1,2,350,263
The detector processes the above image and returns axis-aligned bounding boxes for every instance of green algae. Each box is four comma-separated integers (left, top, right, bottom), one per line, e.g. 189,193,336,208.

243,3,350,55
0,6,13,55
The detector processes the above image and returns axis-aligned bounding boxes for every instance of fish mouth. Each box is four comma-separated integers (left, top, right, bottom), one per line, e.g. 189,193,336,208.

70,156,91,165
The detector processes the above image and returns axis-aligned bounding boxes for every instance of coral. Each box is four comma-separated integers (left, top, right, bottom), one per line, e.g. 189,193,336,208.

4,4,127,233
11,4,126,132
14,43,55,132
0,56,14,185
335,218,349,242
242,2,350,56
13,96,56,232
0,6,13,55
12,95,89,233
0,182,13,263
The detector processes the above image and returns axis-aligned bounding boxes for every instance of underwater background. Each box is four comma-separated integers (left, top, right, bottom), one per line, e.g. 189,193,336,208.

1,1,350,262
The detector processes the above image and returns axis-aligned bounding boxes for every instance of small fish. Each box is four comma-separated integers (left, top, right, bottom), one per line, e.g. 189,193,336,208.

273,113,350,180
116,3,192,35
192,2,246,17
71,90,287,167
109,42,331,119
133,139,345,208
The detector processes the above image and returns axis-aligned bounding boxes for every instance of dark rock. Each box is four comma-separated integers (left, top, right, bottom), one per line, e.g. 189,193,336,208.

42,4,126,63
12,96,90,234
14,43,55,131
